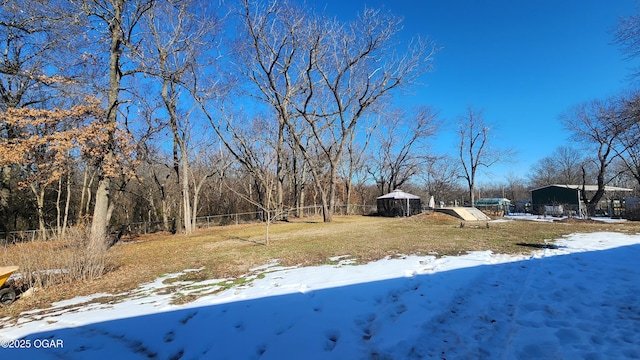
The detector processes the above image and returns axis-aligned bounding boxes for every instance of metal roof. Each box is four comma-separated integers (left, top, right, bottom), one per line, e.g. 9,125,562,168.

377,189,421,200
530,184,633,192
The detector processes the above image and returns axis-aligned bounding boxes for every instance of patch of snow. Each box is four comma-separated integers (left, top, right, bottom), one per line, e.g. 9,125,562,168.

1,231,640,359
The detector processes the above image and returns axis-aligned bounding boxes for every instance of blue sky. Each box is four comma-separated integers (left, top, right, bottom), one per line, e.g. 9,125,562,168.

306,0,638,184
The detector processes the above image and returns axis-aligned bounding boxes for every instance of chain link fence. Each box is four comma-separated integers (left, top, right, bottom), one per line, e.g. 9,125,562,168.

1,204,376,245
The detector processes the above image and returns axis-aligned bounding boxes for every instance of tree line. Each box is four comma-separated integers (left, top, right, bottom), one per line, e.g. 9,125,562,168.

1,0,640,251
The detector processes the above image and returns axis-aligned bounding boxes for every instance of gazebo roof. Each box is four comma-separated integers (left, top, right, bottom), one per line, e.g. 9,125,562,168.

377,189,421,200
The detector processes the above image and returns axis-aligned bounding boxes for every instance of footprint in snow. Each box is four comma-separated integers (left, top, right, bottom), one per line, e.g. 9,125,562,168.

256,343,267,356
164,330,175,343
234,320,245,331
388,303,408,321
354,313,376,341
179,311,198,325
168,348,184,360
323,330,340,351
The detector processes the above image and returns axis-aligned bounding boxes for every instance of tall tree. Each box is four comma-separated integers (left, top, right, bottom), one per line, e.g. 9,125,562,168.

561,97,626,216
290,7,438,222
529,146,585,188
75,0,153,249
367,106,439,196
614,11,640,79
340,129,371,214
457,106,512,206
0,99,135,237
211,111,286,245
141,0,221,235
422,155,461,207
0,0,82,232
614,90,640,189
235,0,311,217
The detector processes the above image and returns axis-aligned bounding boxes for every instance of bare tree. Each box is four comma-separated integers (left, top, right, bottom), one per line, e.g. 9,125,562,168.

529,146,586,188
187,145,232,231
140,0,221,235
614,11,640,79
457,106,512,206
226,1,437,222
340,129,372,214
214,112,287,245
422,155,461,207
235,0,311,217
503,173,531,202
561,98,627,216
367,106,439,196
73,0,154,249
613,90,640,189
288,136,311,217
290,7,438,222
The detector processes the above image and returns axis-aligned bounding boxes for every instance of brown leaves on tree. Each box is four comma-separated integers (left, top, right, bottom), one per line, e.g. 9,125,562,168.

0,98,136,189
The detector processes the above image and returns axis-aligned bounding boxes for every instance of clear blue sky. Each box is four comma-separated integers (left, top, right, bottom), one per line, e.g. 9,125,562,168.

306,0,639,185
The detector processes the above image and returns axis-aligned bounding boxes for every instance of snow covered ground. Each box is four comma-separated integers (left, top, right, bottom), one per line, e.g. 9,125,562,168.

1,230,640,359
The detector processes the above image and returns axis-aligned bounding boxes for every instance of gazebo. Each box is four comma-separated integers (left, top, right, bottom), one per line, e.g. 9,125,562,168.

376,189,422,217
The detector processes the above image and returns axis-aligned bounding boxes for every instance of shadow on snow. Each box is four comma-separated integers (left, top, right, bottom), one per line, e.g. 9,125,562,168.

6,244,640,360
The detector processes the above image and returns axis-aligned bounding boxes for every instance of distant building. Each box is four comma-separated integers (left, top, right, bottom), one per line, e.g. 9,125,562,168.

530,184,632,217
376,189,422,217
474,198,511,215
626,198,640,221
513,199,532,214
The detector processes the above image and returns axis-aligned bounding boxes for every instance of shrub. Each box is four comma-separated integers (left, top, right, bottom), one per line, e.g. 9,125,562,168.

0,226,111,290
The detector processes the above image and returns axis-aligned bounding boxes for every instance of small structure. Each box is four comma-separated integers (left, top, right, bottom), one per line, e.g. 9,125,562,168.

376,189,422,217
626,198,640,221
435,207,491,221
474,198,511,216
513,199,532,214
531,184,633,216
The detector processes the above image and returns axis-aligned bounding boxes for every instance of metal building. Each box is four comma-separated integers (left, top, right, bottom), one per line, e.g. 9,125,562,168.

530,184,632,216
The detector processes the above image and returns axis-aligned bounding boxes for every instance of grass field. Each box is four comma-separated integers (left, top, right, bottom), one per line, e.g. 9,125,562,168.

2,212,639,319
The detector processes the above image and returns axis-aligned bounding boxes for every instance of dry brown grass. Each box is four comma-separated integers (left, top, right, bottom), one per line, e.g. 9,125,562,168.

1,227,108,286
2,212,639,319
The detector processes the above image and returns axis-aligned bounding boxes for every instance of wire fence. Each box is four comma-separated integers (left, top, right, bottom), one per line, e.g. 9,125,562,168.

0,204,376,245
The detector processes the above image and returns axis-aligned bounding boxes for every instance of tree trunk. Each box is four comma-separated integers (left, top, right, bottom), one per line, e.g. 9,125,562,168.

276,122,285,219
191,176,208,232
78,167,95,223
63,169,71,237
182,153,192,235
265,210,271,246
27,182,47,236
328,165,337,217
469,183,476,207
162,198,170,232
56,176,63,236
320,188,332,222
89,0,124,249
298,185,305,217
345,178,352,215
0,165,11,233
90,178,111,250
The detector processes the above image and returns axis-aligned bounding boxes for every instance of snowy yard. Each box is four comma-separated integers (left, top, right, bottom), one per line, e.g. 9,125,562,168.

1,230,640,359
